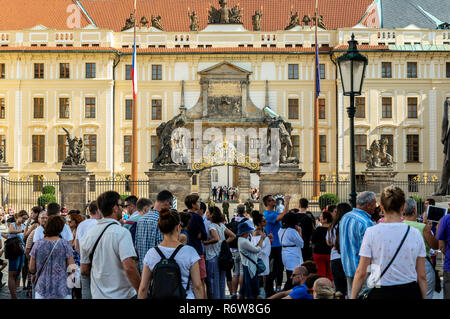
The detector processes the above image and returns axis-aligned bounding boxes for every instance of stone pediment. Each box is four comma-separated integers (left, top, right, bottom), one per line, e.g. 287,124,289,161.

198,61,252,77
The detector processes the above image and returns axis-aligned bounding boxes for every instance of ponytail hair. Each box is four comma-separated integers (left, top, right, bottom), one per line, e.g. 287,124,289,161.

158,208,180,234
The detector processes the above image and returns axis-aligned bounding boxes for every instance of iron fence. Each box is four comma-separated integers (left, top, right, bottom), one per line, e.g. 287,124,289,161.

86,180,149,202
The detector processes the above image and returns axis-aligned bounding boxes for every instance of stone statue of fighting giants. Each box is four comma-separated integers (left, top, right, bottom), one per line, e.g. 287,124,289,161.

433,98,450,195
62,128,86,166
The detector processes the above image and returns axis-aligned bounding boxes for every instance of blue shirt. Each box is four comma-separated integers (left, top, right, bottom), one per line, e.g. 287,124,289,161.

264,210,282,248
339,208,375,277
437,214,450,271
135,210,163,273
289,284,313,299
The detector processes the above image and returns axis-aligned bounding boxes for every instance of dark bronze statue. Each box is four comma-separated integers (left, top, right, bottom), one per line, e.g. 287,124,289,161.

189,11,199,31
302,15,311,26
140,16,149,27
154,111,187,165
208,0,242,24
121,13,135,31
433,98,450,195
252,10,262,31
151,15,163,31
285,11,300,30
62,128,86,166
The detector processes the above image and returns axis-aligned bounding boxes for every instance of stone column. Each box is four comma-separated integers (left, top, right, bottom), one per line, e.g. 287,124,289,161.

361,168,398,196
258,166,305,213
57,165,89,213
198,169,211,201
237,167,251,203
146,166,193,205
0,164,13,206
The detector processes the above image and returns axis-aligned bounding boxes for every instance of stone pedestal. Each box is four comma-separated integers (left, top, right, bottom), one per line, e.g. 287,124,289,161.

198,169,211,201
258,166,306,213
0,164,13,206
361,168,398,195
146,166,193,205
57,165,89,213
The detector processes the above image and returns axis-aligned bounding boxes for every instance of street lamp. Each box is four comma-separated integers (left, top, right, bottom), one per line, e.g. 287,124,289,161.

337,33,368,207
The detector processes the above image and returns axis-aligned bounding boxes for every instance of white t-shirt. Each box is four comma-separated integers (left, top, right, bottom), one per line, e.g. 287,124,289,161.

278,227,304,271
326,225,341,260
205,223,226,260
251,235,271,276
75,218,99,240
359,223,426,287
80,219,137,299
143,245,200,299
33,224,73,243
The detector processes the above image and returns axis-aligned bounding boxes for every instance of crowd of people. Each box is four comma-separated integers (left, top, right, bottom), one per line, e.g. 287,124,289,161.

211,186,239,201
0,184,448,300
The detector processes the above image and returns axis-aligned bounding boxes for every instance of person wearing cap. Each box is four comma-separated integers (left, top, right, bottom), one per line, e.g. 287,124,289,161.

237,222,266,299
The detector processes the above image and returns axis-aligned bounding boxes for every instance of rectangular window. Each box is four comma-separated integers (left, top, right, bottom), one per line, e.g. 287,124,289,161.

355,134,367,162
152,99,162,120
59,63,70,79
319,64,325,79
59,98,70,119
125,64,132,80
288,64,299,80
407,97,418,118
84,134,97,162
319,135,326,162
319,98,326,119
151,136,159,162
288,99,299,119
32,175,43,192
0,98,5,119
380,134,394,157
382,62,392,78
355,97,365,118
408,174,419,193
0,63,5,79
125,99,133,120
124,135,132,163
57,135,68,162
152,65,162,80
382,97,392,118
86,63,96,78
34,63,44,79
0,135,5,162
32,135,45,162
406,134,419,162
292,135,300,160
447,62,450,78
88,175,96,192
33,98,44,119
407,62,417,78
85,97,96,118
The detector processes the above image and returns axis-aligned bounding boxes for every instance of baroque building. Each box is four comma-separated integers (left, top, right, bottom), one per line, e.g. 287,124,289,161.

0,0,448,190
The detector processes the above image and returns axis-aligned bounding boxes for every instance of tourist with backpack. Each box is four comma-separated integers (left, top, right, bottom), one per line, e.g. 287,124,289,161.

203,206,235,299
138,208,204,299
226,204,253,299
80,191,140,299
237,222,266,299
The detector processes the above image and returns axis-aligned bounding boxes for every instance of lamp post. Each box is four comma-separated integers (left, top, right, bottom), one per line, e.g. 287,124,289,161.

337,33,368,207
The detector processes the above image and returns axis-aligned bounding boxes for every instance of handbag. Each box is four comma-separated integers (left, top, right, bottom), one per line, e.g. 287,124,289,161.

358,225,410,300
241,252,266,275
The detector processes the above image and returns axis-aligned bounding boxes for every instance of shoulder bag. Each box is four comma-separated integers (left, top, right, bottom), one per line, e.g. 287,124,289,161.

87,222,117,271
33,239,60,286
240,251,266,275
358,225,410,299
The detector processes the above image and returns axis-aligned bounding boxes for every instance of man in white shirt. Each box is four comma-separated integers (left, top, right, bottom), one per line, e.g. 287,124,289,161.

80,191,140,299
33,202,73,243
124,195,139,219
75,201,102,299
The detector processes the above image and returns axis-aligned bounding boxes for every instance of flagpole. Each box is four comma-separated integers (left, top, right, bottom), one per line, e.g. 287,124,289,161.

313,0,320,198
131,0,138,195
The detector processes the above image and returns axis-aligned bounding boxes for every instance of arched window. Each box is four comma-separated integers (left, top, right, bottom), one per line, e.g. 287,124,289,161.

212,169,218,183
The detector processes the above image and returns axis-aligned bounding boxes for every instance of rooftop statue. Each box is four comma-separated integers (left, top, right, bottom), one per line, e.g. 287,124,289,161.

151,15,163,31
208,0,242,24
121,13,135,31
252,10,262,31
285,10,300,30
188,11,199,31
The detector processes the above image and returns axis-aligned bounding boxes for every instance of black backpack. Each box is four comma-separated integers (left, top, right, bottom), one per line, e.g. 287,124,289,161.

218,240,234,271
148,245,188,300
226,217,247,249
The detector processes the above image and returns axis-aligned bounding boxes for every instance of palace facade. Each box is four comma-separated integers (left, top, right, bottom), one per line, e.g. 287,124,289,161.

0,0,449,189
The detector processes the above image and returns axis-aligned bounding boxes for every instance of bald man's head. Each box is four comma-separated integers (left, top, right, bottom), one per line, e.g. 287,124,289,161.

291,266,309,285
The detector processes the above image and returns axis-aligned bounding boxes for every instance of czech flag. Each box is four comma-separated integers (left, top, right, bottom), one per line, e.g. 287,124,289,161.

132,38,137,100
